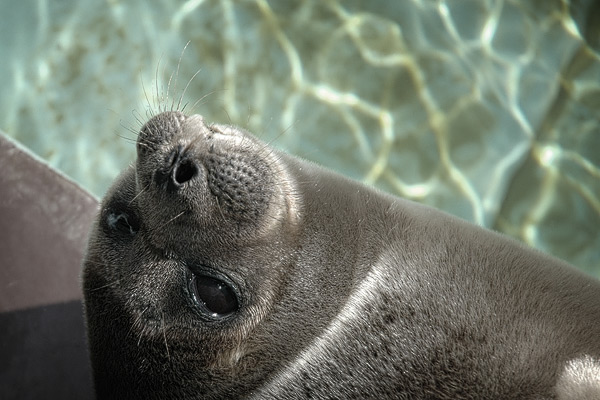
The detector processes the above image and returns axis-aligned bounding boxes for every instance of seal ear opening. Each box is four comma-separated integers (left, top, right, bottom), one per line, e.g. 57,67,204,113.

189,274,239,318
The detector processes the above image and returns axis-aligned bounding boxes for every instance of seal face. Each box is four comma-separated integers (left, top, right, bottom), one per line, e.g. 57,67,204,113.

83,111,600,399
84,111,302,398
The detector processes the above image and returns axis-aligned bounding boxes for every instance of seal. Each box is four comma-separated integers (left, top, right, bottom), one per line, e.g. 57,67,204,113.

83,110,600,399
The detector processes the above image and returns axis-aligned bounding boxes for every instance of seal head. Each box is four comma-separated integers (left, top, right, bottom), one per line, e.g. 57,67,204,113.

84,111,304,398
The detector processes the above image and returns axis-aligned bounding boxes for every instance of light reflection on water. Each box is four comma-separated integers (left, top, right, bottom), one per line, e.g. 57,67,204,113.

0,0,598,275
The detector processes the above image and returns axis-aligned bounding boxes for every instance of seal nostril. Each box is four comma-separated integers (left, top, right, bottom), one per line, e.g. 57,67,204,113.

174,159,198,185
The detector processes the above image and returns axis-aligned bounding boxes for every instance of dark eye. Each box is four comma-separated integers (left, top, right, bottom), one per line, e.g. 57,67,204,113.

107,211,139,235
190,275,239,317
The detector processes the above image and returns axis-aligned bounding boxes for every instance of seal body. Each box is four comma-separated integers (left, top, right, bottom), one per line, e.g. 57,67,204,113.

83,111,600,399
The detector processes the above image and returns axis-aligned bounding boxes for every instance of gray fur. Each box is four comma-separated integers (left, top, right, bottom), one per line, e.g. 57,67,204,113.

83,111,600,399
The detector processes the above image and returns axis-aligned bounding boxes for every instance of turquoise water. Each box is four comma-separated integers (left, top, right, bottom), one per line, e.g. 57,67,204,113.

0,0,598,276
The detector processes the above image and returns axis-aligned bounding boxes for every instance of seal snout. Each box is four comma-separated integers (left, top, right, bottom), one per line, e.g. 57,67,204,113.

135,111,205,194
154,145,200,193
134,110,287,230
137,111,186,157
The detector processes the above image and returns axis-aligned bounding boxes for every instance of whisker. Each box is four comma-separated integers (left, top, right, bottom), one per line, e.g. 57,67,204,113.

161,310,170,360
166,70,176,114
215,196,226,221
170,40,191,112
186,89,225,115
87,279,122,292
129,183,150,205
131,108,149,133
177,67,203,112
219,106,233,125
140,76,154,118
155,53,164,113
115,132,138,145
263,119,298,151
157,210,186,230
133,306,151,347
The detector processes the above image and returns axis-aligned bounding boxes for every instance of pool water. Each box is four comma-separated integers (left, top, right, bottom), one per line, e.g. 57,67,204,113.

0,0,598,276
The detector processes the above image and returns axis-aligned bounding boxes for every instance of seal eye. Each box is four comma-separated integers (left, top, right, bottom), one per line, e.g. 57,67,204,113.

191,275,239,317
107,211,139,235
